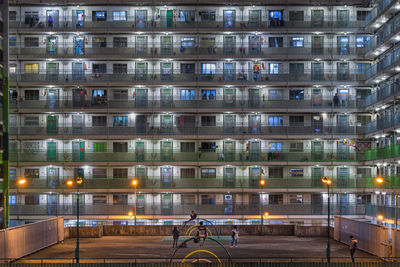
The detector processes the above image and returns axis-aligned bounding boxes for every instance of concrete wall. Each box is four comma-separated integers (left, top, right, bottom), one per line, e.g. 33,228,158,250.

66,226,103,238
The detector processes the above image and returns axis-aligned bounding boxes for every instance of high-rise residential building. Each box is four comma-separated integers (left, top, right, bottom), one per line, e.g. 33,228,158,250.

5,0,399,226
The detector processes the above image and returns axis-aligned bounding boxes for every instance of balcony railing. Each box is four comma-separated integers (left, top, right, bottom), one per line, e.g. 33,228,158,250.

366,44,400,80
9,42,366,59
365,0,394,26
9,125,361,137
8,176,390,190
10,72,365,84
364,79,400,107
364,144,400,161
9,149,363,163
10,98,361,111
366,14,400,54
364,112,400,134
9,16,364,31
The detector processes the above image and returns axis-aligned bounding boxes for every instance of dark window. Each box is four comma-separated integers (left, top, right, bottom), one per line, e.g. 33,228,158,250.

357,11,369,21
201,142,216,151
201,116,216,126
93,195,107,204
356,194,371,204
113,168,128,178
113,194,128,205
9,11,17,20
24,168,39,179
181,142,195,152
269,194,283,204
25,195,40,205
93,37,107,48
182,194,196,204
200,11,216,21
289,89,304,100
269,167,283,178
113,142,128,152
181,64,196,74
113,64,127,74
181,168,196,178
9,37,16,47
24,37,39,47
93,64,107,74
113,89,128,100
201,168,216,178
25,90,39,100
92,116,107,127
25,116,39,126
113,37,127,47
289,142,304,152
289,116,304,126
289,11,304,21
92,11,107,21
93,168,107,178
201,194,216,204
268,37,283,47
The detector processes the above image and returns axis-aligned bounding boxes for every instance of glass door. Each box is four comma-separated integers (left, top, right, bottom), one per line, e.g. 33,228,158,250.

46,62,59,82
312,115,323,134
47,115,58,135
337,10,349,27
223,168,236,187
73,36,84,55
311,10,324,27
73,10,85,28
136,115,147,134
311,167,323,187
249,141,261,161
161,36,173,55
72,114,84,135
46,36,57,55
136,167,147,185
249,115,261,134
311,62,323,81
135,88,148,108
161,194,172,215
337,141,349,161
224,62,236,81
135,10,147,28
135,62,148,81
72,88,85,108
161,167,173,188
338,88,349,107
337,114,349,134
223,36,236,55
161,10,173,28
72,141,85,162
223,88,235,108
249,36,261,55
47,142,57,161
312,89,322,107
46,10,59,28
223,140,235,161
47,194,57,216
249,167,261,187
311,36,324,55
47,88,59,109
160,115,173,134
338,167,349,188
337,36,349,55
136,36,148,56
161,140,173,161
161,88,173,108
223,114,235,135
160,62,173,81
337,62,349,81
311,141,324,161
249,10,261,28
47,167,59,188
72,62,84,81
135,141,145,161
248,88,260,107
223,10,235,28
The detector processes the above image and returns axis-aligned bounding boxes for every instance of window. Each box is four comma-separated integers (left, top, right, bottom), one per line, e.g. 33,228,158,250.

9,195,16,205
202,63,216,74
93,37,107,48
357,63,370,73
181,63,195,74
356,36,371,48
113,37,127,47
25,90,39,100
23,142,39,152
113,168,128,178
25,116,39,126
289,116,304,126
24,37,39,47
201,116,216,126
10,169,16,179
182,194,196,204
201,142,216,151
289,63,304,75
113,142,128,152
289,89,304,100
24,11,39,25
113,194,128,205
290,142,304,152
269,37,283,47
356,194,371,204
113,89,128,100
113,64,127,74
269,11,283,20
24,168,39,179
9,63,16,73
180,10,195,22
93,168,107,178
200,11,216,21
357,11,369,21
269,63,279,74
25,195,40,205
93,142,107,152
290,37,304,47
269,89,284,100
269,194,283,204
9,11,17,20
180,89,196,100
289,194,303,204
269,116,283,126
289,168,304,177
201,89,216,100
92,116,107,126
112,11,127,21
201,194,216,204
289,11,304,21
269,142,282,152
113,116,128,126
93,64,107,74
181,168,196,178
181,142,195,152
24,63,39,74
93,195,107,204
92,11,107,21
9,37,16,47
181,37,195,47
269,167,283,178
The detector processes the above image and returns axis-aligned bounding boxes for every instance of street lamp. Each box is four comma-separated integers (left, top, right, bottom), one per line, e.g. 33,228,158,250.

377,214,384,225
17,177,27,186
259,179,266,235
375,176,398,228
321,176,332,263
131,178,139,231
66,177,83,263
264,212,269,225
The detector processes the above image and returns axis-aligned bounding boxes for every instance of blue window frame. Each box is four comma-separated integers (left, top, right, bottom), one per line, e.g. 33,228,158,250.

113,116,128,126
180,89,196,100
202,63,216,74
270,142,282,151
268,116,283,126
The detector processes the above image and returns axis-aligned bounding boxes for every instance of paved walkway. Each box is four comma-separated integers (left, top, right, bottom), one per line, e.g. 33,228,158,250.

20,236,380,263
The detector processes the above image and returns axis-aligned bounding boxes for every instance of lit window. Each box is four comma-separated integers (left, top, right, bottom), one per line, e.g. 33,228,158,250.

269,63,279,74
356,36,371,48
202,63,216,74
180,89,196,100
290,37,304,47
269,142,282,151
112,11,127,21
268,116,283,126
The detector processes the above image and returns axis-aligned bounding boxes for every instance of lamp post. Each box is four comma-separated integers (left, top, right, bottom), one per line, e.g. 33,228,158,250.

376,176,398,228
131,179,138,231
67,177,83,264
321,176,332,263
259,179,266,235
377,214,384,225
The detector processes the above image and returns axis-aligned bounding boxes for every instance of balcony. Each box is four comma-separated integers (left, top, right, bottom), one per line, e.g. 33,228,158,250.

8,176,386,190
364,112,400,135
364,144,400,161
9,16,364,32
365,14,400,55
365,0,397,28
10,42,366,60
364,79,400,108
366,43,400,81
9,125,361,138
10,149,363,164
10,98,361,112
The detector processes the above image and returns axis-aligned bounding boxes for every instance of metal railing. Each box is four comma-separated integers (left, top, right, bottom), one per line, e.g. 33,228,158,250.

364,112,400,134
364,144,400,161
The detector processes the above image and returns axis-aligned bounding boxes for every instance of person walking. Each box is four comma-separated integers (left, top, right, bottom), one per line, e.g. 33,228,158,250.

231,226,239,247
196,221,207,247
184,210,197,225
349,235,358,262
172,226,180,248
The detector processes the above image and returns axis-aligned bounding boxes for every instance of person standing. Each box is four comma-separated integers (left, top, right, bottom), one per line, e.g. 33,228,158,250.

349,235,358,262
172,227,180,248
231,226,239,247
